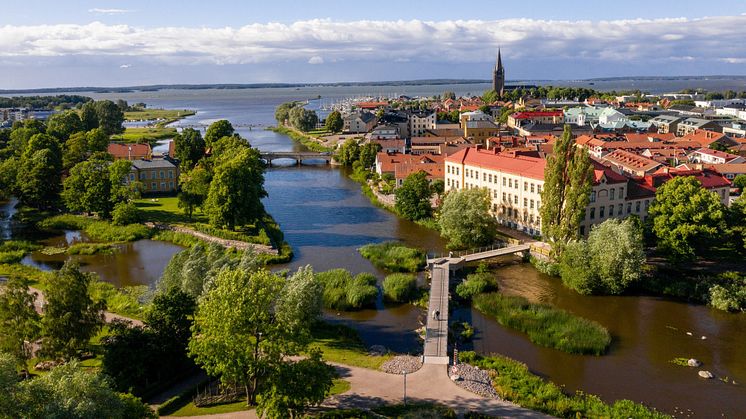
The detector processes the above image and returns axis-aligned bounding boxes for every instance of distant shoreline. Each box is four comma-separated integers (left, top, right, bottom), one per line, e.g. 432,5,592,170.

3,75,746,95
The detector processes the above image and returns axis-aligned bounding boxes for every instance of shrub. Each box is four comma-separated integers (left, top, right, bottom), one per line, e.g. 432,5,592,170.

455,272,496,299
0,240,42,253
358,242,425,273
67,243,118,255
460,352,668,418
708,272,746,312
84,221,151,242
315,269,378,311
0,250,25,264
382,273,417,303
112,201,141,226
472,293,611,355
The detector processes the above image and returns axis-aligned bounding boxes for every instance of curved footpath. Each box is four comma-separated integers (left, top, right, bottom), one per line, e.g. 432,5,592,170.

29,286,144,327
169,362,550,418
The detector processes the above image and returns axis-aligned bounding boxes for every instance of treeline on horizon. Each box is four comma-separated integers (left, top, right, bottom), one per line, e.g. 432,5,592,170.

0,95,91,110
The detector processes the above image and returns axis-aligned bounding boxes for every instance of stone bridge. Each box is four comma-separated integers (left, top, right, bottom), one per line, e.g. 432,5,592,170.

260,151,333,166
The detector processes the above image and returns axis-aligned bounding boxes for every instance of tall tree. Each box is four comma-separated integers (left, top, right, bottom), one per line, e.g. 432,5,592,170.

0,278,41,369
80,101,99,131
395,171,433,221
63,158,113,217
324,110,343,133
274,102,297,125
359,142,382,169
46,110,83,141
17,149,61,209
205,120,235,147
188,266,326,409
94,100,125,135
540,125,593,256
205,148,266,230
648,176,726,261
289,107,318,132
174,128,206,170
336,138,360,166
439,188,498,249
178,166,211,218
41,262,106,360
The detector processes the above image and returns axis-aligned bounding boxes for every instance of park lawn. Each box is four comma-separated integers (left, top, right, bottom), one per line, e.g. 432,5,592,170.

124,109,195,121
310,322,393,370
110,127,178,143
134,197,206,224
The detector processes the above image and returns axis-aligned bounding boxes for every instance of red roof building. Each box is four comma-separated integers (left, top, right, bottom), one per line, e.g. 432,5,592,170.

108,143,152,160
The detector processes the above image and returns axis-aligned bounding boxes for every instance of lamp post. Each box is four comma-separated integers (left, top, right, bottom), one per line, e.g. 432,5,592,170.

403,370,407,405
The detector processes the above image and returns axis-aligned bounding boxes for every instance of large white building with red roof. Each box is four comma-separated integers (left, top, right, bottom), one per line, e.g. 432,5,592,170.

445,147,730,237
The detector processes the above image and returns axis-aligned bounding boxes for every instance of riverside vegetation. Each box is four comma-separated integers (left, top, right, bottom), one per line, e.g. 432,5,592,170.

358,241,425,273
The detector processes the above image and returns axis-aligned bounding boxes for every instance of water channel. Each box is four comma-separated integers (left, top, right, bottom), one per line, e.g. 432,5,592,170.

1,85,745,416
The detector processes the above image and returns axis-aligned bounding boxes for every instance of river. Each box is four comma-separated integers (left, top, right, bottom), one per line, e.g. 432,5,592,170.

1,84,745,416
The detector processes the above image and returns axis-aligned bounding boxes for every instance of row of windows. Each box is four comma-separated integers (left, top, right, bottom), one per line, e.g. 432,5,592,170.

586,199,650,221
448,166,542,194
133,170,176,181
145,181,175,191
590,187,626,203
499,207,541,226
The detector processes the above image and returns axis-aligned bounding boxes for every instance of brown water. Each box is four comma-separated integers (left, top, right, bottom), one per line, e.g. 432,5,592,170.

452,259,746,417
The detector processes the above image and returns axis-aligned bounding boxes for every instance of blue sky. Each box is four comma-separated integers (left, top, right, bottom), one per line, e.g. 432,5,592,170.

3,1,746,89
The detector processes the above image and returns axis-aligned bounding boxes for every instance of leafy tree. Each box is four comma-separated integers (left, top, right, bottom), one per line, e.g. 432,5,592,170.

40,261,106,360
442,91,456,100
87,127,110,152
395,171,433,221
359,142,381,169
0,157,19,199
727,194,746,252
439,188,498,249
209,134,251,164
188,266,326,408
431,178,445,196
324,110,343,133
46,110,83,140
708,272,746,312
112,201,141,225
174,128,206,170
94,100,125,135
710,142,729,152
540,125,593,256
17,148,62,209
274,102,297,125
178,166,211,218
482,89,499,104
80,101,99,130
289,107,318,132
109,159,140,204
8,126,40,156
648,176,726,261
63,158,113,217
0,278,40,369
205,120,235,147
733,174,746,191
559,218,645,295
205,148,267,230
336,138,360,166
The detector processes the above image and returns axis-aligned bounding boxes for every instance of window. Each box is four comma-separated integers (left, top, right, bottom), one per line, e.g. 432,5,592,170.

635,201,641,212
483,173,487,181
537,185,542,193
524,182,528,191
508,179,512,188
590,191,596,203
609,205,614,216
618,203,623,214
151,182,156,190
503,177,506,186
139,172,145,180
644,200,650,210
161,182,166,190
151,171,156,179
493,189,498,198
531,183,535,193
129,173,135,181
627,202,632,214
169,181,174,189
590,208,595,219
530,199,535,209
514,195,518,204
488,174,492,183
524,198,528,207
502,192,506,201
160,171,166,179
168,170,174,179
600,206,605,218
619,187,624,198
610,188,615,200
447,179,451,187
580,226,586,236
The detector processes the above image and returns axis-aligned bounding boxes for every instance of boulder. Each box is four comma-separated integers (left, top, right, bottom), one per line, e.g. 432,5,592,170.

687,359,702,367
698,370,714,379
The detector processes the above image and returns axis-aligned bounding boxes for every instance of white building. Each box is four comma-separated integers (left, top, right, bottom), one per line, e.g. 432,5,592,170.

409,111,437,137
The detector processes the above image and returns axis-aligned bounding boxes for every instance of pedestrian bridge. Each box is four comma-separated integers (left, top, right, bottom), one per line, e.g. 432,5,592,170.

260,151,333,166
423,242,532,365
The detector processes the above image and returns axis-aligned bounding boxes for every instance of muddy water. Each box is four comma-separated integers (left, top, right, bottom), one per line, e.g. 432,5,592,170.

453,259,746,417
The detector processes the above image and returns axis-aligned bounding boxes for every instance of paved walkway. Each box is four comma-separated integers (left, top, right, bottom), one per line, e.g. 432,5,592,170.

423,263,449,364
170,362,549,418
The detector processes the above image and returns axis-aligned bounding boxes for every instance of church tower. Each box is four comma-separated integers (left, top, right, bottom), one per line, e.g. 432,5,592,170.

492,48,505,98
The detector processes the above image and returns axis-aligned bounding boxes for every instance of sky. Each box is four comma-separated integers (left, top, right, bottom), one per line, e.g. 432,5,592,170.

3,0,746,89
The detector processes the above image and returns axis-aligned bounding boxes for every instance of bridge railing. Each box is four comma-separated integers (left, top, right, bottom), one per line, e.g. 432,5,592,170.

427,241,515,260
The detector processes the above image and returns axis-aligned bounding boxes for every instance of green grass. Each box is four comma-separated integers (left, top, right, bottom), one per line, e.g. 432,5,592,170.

316,269,378,311
38,214,151,242
151,230,200,247
0,240,42,253
169,400,250,417
110,126,178,143
382,273,417,303
89,280,148,320
268,126,333,152
0,263,53,288
134,197,203,224
0,250,26,264
329,378,351,396
67,242,118,255
473,292,611,355
459,352,669,418
358,242,425,273
310,322,392,370
124,108,195,121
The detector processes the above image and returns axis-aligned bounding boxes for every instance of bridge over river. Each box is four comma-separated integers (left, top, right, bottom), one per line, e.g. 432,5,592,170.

260,151,334,166
423,242,532,364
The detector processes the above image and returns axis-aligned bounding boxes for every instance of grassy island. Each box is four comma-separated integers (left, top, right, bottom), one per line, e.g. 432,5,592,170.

473,293,611,355
358,241,426,273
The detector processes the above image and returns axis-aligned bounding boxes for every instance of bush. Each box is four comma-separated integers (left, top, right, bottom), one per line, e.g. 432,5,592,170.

315,269,378,311
472,293,611,355
460,352,668,418
708,272,746,312
455,272,496,299
112,201,141,226
358,242,425,273
67,243,118,255
85,221,150,242
382,273,417,303
0,250,25,264
0,240,42,253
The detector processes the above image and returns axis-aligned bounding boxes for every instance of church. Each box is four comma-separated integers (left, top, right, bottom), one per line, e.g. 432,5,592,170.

492,49,505,98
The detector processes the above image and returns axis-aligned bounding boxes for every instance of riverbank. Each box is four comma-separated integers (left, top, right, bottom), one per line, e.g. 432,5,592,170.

267,125,334,152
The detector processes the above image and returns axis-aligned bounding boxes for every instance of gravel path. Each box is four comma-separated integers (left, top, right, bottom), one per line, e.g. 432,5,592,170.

146,222,277,254
450,363,500,399
380,355,423,374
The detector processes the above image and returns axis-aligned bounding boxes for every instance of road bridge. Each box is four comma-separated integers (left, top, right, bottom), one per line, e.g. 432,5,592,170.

260,151,333,166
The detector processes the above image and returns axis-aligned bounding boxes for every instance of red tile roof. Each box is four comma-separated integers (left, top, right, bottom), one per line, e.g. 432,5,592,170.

602,149,662,172
446,147,546,180
680,130,730,147
108,143,152,160
511,110,563,119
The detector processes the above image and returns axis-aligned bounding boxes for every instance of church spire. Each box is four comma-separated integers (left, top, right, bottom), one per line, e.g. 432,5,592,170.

492,48,505,98
497,48,502,71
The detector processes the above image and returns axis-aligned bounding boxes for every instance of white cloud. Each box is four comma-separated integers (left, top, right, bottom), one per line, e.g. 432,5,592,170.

0,15,745,68
721,57,746,64
119,64,131,68
88,8,131,15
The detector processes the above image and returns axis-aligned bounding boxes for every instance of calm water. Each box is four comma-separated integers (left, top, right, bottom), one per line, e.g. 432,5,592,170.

2,84,745,416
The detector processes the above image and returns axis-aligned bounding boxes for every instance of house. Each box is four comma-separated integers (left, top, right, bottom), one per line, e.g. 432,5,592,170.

715,103,746,117
409,111,437,137
370,124,400,140
564,106,608,126
722,123,746,139
108,142,152,160
463,120,500,145
507,110,564,128
676,118,722,136
688,148,746,165
701,163,746,181
679,130,738,149
373,139,406,154
410,136,467,155
600,149,663,177
344,111,377,134
650,115,683,134
375,152,444,187
128,158,179,194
